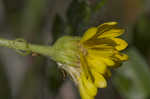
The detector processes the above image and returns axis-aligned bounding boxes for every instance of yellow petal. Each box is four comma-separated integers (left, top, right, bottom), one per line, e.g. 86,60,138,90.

86,44,114,49
80,52,90,76
87,51,115,66
98,57,115,66
81,27,98,43
81,74,98,96
97,22,118,30
114,52,128,61
87,54,107,74
111,38,128,51
87,48,115,58
83,38,117,48
98,29,124,38
88,50,115,67
78,77,94,99
91,70,107,88
95,22,118,37
98,22,118,29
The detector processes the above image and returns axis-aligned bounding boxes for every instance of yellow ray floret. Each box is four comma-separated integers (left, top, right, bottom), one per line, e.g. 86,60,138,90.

80,27,98,43
91,69,107,88
77,22,128,99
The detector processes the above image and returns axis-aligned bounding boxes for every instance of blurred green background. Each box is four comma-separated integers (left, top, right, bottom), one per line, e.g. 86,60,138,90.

0,0,150,99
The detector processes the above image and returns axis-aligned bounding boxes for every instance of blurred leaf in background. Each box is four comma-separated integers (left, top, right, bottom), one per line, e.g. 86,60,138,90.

52,14,65,42
0,62,11,99
133,15,150,57
66,0,90,35
52,0,108,37
113,47,150,99
47,61,64,95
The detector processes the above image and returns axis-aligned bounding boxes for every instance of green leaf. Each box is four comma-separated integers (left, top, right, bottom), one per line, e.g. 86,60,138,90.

113,47,150,99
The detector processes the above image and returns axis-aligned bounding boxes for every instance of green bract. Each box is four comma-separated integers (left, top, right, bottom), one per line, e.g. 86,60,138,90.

52,36,81,66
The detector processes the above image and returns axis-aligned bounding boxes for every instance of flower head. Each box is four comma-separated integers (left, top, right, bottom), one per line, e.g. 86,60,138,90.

77,22,128,99
54,22,128,99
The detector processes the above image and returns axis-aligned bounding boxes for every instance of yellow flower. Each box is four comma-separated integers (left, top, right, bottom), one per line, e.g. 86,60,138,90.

78,22,128,99
54,22,128,99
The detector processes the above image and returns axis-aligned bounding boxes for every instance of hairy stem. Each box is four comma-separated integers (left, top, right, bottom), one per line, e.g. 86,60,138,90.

0,38,54,57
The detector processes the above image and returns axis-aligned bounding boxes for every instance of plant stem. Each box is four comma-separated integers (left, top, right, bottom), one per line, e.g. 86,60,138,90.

0,38,54,57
